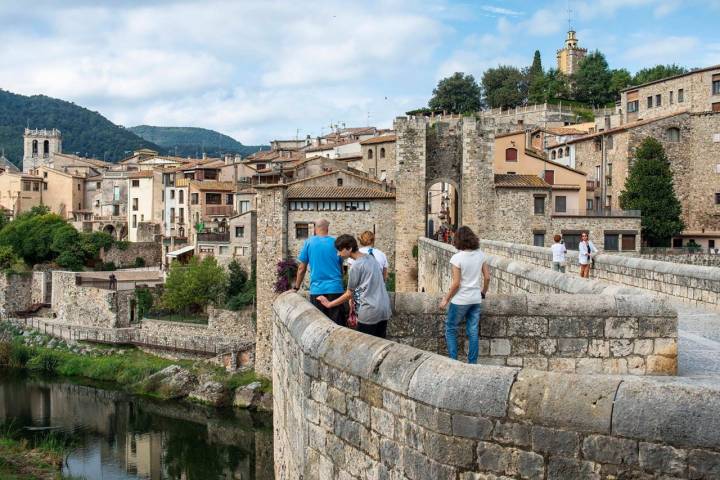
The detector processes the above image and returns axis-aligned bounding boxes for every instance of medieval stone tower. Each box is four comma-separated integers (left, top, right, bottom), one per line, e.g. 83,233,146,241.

393,115,495,292
23,128,62,172
556,30,587,76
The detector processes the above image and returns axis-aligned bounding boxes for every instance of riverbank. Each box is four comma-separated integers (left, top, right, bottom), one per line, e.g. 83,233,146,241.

0,434,75,480
0,322,271,410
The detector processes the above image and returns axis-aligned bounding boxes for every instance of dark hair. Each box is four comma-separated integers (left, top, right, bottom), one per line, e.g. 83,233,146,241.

553,234,562,242
335,234,359,252
453,226,479,250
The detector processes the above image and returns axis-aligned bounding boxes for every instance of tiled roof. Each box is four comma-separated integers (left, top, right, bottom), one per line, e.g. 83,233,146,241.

286,168,384,186
565,110,689,145
287,186,395,199
190,180,235,191
359,134,396,145
128,171,155,179
494,130,525,139
494,174,550,188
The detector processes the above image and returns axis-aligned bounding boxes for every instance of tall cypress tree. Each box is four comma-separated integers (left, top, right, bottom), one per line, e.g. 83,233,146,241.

619,138,684,247
527,50,545,104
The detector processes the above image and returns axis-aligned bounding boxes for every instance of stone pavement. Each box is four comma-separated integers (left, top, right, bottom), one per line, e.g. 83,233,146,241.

675,302,720,381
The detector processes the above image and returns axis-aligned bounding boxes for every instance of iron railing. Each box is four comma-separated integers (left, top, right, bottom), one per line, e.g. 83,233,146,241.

552,209,641,218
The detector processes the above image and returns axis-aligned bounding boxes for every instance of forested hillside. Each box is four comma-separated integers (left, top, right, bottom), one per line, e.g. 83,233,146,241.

129,125,264,158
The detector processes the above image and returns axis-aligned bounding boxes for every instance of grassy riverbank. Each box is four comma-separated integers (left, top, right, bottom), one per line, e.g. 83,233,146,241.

0,430,81,480
0,323,270,402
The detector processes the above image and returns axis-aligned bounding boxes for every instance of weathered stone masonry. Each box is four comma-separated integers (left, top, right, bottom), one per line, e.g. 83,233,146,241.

273,292,720,480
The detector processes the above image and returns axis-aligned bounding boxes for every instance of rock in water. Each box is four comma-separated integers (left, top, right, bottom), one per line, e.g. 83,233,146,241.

188,375,230,407
233,381,262,408
145,365,197,399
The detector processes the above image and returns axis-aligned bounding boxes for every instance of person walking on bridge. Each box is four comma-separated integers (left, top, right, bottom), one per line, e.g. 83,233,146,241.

579,231,598,278
293,218,347,326
439,226,490,364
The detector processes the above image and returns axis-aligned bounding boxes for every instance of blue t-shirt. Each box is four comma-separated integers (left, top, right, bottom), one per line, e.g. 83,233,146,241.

298,235,344,295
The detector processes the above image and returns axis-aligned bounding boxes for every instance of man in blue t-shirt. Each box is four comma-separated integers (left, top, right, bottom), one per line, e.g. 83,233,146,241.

293,218,347,325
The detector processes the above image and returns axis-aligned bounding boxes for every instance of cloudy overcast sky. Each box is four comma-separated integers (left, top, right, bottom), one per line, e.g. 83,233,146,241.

1,0,718,144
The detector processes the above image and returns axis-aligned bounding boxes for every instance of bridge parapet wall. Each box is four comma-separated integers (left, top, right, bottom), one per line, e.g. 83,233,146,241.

273,292,720,480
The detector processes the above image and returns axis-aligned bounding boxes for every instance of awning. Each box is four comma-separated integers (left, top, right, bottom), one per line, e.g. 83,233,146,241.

167,245,195,258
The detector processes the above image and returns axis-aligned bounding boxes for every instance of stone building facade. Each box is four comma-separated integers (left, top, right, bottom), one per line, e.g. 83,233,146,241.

556,30,587,76
358,134,396,182
22,128,62,173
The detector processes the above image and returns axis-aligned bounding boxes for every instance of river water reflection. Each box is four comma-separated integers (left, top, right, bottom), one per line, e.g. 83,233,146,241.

0,372,274,479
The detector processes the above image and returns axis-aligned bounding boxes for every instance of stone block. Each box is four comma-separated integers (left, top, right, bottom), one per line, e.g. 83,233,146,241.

423,430,475,468
490,339,511,356
310,380,328,403
371,407,396,439
531,426,580,456
646,355,677,375
603,358,628,374
347,397,371,427
492,421,531,447
547,358,575,372
379,438,401,466
613,379,720,449
510,338,537,355
610,339,633,357
605,317,639,338
582,434,638,466
371,343,432,395
415,403,452,434
399,418,426,451
483,294,528,316
627,356,646,375
407,355,516,418
481,316,508,337
633,339,654,356
587,339,610,358
528,294,616,317
548,317,604,337
547,457,601,480
334,415,366,449
451,414,493,439
506,356,523,367
638,442,686,476
510,370,620,433
476,441,512,473
516,449,545,480
615,295,674,318
360,379,384,408
402,445,457,480
319,327,392,378
688,449,720,479
537,338,557,355
327,387,347,414
557,338,588,356
523,357,548,370
654,338,678,357
575,358,603,374
638,317,678,338
506,317,548,337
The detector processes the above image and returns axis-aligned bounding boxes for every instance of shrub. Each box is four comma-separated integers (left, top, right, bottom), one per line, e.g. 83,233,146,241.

99,261,117,271
115,241,130,251
8,344,30,368
135,288,153,319
274,259,297,293
133,257,146,268
27,351,61,374
162,257,227,314
385,272,396,292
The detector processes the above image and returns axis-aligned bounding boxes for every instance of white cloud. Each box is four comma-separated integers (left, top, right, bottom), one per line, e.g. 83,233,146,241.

623,36,699,64
480,5,524,16
520,8,563,36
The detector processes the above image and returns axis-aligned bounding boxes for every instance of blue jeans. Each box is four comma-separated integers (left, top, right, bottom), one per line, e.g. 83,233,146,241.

445,303,481,364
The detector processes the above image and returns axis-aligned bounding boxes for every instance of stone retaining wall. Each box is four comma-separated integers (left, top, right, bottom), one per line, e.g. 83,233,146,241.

51,271,134,328
208,306,255,341
0,273,33,318
101,242,163,268
475,239,720,309
632,252,720,268
389,293,677,375
273,292,720,480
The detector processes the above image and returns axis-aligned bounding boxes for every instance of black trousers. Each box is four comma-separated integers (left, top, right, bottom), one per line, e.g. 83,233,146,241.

310,294,348,327
357,320,388,339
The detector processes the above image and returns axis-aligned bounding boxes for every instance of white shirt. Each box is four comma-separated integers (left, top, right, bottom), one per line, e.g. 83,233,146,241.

449,249,486,305
348,246,388,271
578,240,598,265
551,243,567,262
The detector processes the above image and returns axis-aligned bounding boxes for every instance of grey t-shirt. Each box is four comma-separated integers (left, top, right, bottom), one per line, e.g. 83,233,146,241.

348,254,391,325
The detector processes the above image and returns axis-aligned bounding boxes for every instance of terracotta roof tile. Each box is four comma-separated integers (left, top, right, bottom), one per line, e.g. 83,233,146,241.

494,174,550,188
128,171,155,179
190,180,235,191
565,110,689,145
359,134,396,145
286,186,395,199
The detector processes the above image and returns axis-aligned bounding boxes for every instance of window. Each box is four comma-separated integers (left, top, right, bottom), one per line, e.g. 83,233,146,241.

380,170,387,181
132,215,137,228
113,205,120,216
95,200,100,207
132,180,140,187
96,181,101,189
43,171,47,178
161,190,165,202
345,201,370,211
317,201,343,211
179,208,184,222
593,138,601,152
715,193,720,204
604,234,619,251
206,193,222,204
179,190,184,204
595,166,601,181
132,198,138,211
713,102,720,113
621,234,637,251
672,238,683,248
32,182,39,191
507,172,516,175
219,246,229,255
678,89,684,102
289,201,316,211
170,208,175,222
533,233,545,247
647,96,653,108
669,91,674,104
586,199,594,211
551,150,557,160
22,181,30,191
607,135,613,149
563,233,581,250
710,239,716,249
606,195,612,208
170,190,175,200
162,210,165,221
296,223,310,239
380,148,386,159
77,183,81,191
505,148,518,162
226,194,233,205
234,246,248,256
714,79,720,95
557,148,563,158
337,178,344,186
565,146,570,157
554,196,567,213
368,149,373,159
191,193,199,204
235,226,245,238
627,100,639,113
667,127,680,142
655,94,662,107
534,196,545,215
140,214,144,221
43,183,47,190
114,186,120,201
238,200,250,213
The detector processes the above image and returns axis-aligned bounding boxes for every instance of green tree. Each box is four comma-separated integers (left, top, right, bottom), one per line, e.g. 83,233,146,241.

0,212,67,265
573,51,613,105
632,64,687,86
609,68,632,98
428,72,482,114
227,259,248,297
0,245,21,271
530,69,570,103
619,138,684,247
162,257,227,314
527,51,544,104
482,65,526,109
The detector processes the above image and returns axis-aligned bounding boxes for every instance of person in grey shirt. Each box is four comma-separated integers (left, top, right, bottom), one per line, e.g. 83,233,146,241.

318,234,391,338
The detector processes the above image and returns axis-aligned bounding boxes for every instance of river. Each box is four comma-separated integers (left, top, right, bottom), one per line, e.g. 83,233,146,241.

0,372,274,479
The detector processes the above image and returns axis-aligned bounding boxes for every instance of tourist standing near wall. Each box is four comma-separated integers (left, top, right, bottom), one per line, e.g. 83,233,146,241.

551,234,567,273
293,218,347,325
439,226,490,364
347,231,389,281
579,231,598,278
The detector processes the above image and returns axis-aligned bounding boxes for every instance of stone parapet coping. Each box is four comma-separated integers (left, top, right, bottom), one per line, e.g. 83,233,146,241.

274,291,720,451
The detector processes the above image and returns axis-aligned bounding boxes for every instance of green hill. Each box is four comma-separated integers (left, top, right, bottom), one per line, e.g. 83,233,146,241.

128,125,264,158
0,89,161,165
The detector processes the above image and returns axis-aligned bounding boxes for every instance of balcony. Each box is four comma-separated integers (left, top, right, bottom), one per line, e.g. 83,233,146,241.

197,231,230,242
175,178,190,187
586,180,598,191
552,208,641,218
204,205,234,217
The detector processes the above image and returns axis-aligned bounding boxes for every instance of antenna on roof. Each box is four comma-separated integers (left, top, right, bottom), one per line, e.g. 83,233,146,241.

567,0,574,31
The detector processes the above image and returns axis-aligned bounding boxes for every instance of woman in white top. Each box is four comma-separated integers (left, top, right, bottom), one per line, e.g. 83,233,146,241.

347,231,389,281
551,234,567,273
578,231,598,278
439,226,490,364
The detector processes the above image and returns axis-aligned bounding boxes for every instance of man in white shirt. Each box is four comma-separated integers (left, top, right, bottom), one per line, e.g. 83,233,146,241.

550,234,567,273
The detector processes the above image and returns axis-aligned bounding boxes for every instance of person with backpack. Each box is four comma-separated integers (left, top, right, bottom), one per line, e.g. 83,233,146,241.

439,226,490,364
317,234,391,338
578,231,598,278
347,231,389,281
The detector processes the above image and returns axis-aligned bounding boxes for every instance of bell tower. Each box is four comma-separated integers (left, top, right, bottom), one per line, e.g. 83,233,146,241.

22,128,62,172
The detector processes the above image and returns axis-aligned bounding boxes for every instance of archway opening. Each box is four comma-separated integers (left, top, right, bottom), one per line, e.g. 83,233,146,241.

426,181,458,243
103,224,116,239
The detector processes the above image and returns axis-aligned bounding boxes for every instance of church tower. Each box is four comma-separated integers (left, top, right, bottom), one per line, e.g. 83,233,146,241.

22,128,62,172
556,30,587,76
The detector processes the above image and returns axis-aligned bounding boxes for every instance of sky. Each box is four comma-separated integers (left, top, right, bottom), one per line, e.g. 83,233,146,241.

1,0,719,145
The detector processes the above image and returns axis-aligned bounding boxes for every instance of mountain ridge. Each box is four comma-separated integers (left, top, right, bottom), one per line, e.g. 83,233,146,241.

128,125,264,159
